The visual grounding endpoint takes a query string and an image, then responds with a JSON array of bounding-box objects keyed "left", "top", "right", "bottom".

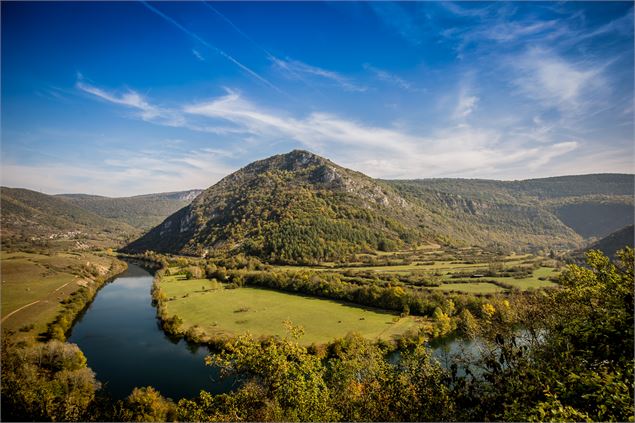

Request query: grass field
[
  {"left": 0, "top": 251, "right": 120, "bottom": 338},
  {"left": 159, "top": 276, "right": 422, "bottom": 345},
  {"left": 486, "top": 267, "right": 560, "bottom": 290},
  {"left": 275, "top": 258, "right": 541, "bottom": 274},
  {"left": 274, "top": 258, "right": 559, "bottom": 294},
  {"left": 432, "top": 282, "right": 507, "bottom": 294}
]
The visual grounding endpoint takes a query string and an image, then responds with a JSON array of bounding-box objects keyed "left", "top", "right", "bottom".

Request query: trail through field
[
  {"left": 2, "top": 300, "right": 40, "bottom": 322},
  {"left": 53, "top": 281, "right": 71, "bottom": 292},
  {"left": 2, "top": 279, "right": 73, "bottom": 322}
]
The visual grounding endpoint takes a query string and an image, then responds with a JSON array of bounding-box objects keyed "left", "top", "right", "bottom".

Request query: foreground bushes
[
  {"left": 1, "top": 339, "right": 101, "bottom": 422},
  {"left": 177, "top": 333, "right": 453, "bottom": 422}
]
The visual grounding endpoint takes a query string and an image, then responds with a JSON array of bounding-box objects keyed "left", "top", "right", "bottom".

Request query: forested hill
[
  {"left": 123, "top": 151, "right": 634, "bottom": 262},
  {"left": 386, "top": 174, "right": 633, "bottom": 249},
  {"left": 56, "top": 190, "right": 203, "bottom": 230},
  {"left": 123, "top": 150, "right": 429, "bottom": 262},
  {"left": 0, "top": 187, "right": 138, "bottom": 250},
  {"left": 584, "top": 225, "right": 634, "bottom": 259}
]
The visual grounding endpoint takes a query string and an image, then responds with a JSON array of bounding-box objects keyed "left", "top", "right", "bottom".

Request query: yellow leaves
[
  {"left": 445, "top": 299, "right": 456, "bottom": 315},
  {"left": 482, "top": 303, "right": 496, "bottom": 319}
]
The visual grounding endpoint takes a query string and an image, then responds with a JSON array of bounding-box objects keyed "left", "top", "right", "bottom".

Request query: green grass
[
  {"left": 0, "top": 251, "right": 119, "bottom": 338},
  {"left": 274, "top": 258, "right": 537, "bottom": 274},
  {"left": 486, "top": 267, "right": 560, "bottom": 290},
  {"left": 159, "top": 276, "right": 422, "bottom": 345},
  {"left": 432, "top": 282, "right": 507, "bottom": 294}
]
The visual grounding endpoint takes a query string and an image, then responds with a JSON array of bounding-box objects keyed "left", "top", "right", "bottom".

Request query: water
[
  {"left": 69, "top": 262, "right": 521, "bottom": 400},
  {"left": 68, "top": 263, "right": 230, "bottom": 400}
]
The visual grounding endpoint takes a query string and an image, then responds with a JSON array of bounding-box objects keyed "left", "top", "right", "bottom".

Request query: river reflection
[{"left": 68, "top": 263, "right": 231, "bottom": 400}]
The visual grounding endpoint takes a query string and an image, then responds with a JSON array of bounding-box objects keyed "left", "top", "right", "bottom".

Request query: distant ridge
[
  {"left": 1, "top": 187, "right": 138, "bottom": 249},
  {"left": 586, "top": 225, "right": 634, "bottom": 258},
  {"left": 57, "top": 189, "right": 203, "bottom": 230},
  {"left": 386, "top": 173, "right": 633, "bottom": 248}
]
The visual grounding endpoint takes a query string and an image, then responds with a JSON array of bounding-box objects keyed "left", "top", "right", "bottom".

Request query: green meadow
[
  {"left": 431, "top": 282, "right": 507, "bottom": 294},
  {"left": 159, "top": 275, "right": 422, "bottom": 345}
]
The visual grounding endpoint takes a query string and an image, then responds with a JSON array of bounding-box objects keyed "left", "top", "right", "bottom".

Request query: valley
[
  {"left": 3, "top": 2, "right": 634, "bottom": 420},
  {"left": 1, "top": 150, "right": 633, "bottom": 422}
]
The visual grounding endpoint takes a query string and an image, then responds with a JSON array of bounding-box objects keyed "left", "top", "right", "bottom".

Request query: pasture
[
  {"left": 272, "top": 247, "right": 560, "bottom": 294},
  {"left": 159, "top": 276, "right": 422, "bottom": 345},
  {"left": 0, "top": 251, "right": 120, "bottom": 338}
]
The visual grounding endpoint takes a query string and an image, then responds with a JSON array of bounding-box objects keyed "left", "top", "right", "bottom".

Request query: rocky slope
[
  {"left": 123, "top": 150, "right": 427, "bottom": 263},
  {"left": 124, "top": 151, "right": 634, "bottom": 260}
]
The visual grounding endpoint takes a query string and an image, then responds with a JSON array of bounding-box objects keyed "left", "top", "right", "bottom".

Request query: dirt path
[
  {"left": 53, "top": 281, "right": 71, "bottom": 292},
  {"left": 2, "top": 280, "right": 73, "bottom": 323},
  {"left": 2, "top": 300, "right": 41, "bottom": 322}
]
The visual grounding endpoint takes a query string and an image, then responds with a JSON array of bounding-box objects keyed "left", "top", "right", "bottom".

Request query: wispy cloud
[
  {"left": 201, "top": 2, "right": 279, "bottom": 63},
  {"left": 191, "top": 48, "right": 205, "bottom": 62},
  {"left": 363, "top": 64, "right": 420, "bottom": 92},
  {"left": 182, "top": 89, "right": 581, "bottom": 178},
  {"left": 1, "top": 148, "right": 235, "bottom": 197},
  {"left": 76, "top": 79, "right": 185, "bottom": 126},
  {"left": 75, "top": 75, "right": 588, "bottom": 180},
  {"left": 140, "top": 1, "right": 283, "bottom": 95},
  {"left": 439, "top": 2, "right": 493, "bottom": 19},
  {"left": 454, "top": 89, "right": 479, "bottom": 119},
  {"left": 272, "top": 58, "right": 367, "bottom": 92},
  {"left": 509, "top": 47, "right": 605, "bottom": 115}
]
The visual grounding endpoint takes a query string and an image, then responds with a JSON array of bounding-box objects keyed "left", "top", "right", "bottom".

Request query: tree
[
  {"left": 119, "top": 386, "right": 175, "bottom": 422},
  {"left": 1, "top": 339, "right": 101, "bottom": 422},
  {"left": 460, "top": 248, "right": 634, "bottom": 422}
]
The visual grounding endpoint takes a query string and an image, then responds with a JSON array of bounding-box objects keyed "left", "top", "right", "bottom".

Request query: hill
[
  {"left": 123, "top": 150, "right": 633, "bottom": 261},
  {"left": 123, "top": 150, "right": 428, "bottom": 263},
  {"left": 56, "top": 190, "right": 202, "bottom": 230},
  {"left": 386, "top": 174, "right": 633, "bottom": 250},
  {"left": 582, "top": 225, "right": 634, "bottom": 259},
  {"left": 0, "top": 187, "right": 139, "bottom": 251}
]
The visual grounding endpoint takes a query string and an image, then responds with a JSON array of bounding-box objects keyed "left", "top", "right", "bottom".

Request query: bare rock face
[{"left": 178, "top": 190, "right": 203, "bottom": 202}]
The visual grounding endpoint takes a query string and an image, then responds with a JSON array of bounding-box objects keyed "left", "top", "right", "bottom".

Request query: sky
[{"left": 1, "top": 1, "right": 633, "bottom": 196}]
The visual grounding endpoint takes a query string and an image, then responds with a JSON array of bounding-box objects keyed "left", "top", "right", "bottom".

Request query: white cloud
[
  {"left": 363, "top": 64, "right": 419, "bottom": 92},
  {"left": 184, "top": 89, "right": 413, "bottom": 153},
  {"left": 183, "top": 90, "right": 581, "bottom": 179},
  {"left": 70, "top": 80, "right": 593, "bottom": 191},
  {"left": 272, "top": 57, "right": 367, "bottom": 92},
  {"left": 454, "top": 90, "right": 479, "bottom": 119},
  {"left": 191, "top": 48, "right": 205, "bottom": 62},
  {"left": 76, "top": 80, "right": 185, "bottom": 126},
  {"left": 510, "top": 48, "right": 605, "bottom": 114},
  {"left": 1, "top": 148, "right": 235, "bottom": 197}
]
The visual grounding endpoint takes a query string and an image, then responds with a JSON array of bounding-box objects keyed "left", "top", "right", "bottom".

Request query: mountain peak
[
  {"left": 124, "top": 150, "right": 419, "bottom": 261},
  {"left": 285, "top": 149, "right": 324, "bottom": 162},
  {"left": 243, "top": 149, "right": 328, "bottom": 174}
]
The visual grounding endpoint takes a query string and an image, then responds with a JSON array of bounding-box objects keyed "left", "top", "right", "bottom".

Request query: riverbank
[
  {"left": 67, "top": 262, "right": 224, "bottom": 399},
  {"left": 0, "top": 250, "right": 127, "bottom": 342},
  {"left": 46, "top": 255, "right": 128, "bottom": 341}
]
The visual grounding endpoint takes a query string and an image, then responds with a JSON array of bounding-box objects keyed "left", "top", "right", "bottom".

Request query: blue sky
[{"left": 2, "top": 1, "right": 633, "bottom": 196}]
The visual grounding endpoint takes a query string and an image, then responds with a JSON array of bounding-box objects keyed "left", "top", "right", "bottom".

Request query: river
[
  {"left": 68, "top": 261, "right": 474, "bottom": 400},
  {"left": 68, "top": 263, "right": 231, "bottom": 400}
]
